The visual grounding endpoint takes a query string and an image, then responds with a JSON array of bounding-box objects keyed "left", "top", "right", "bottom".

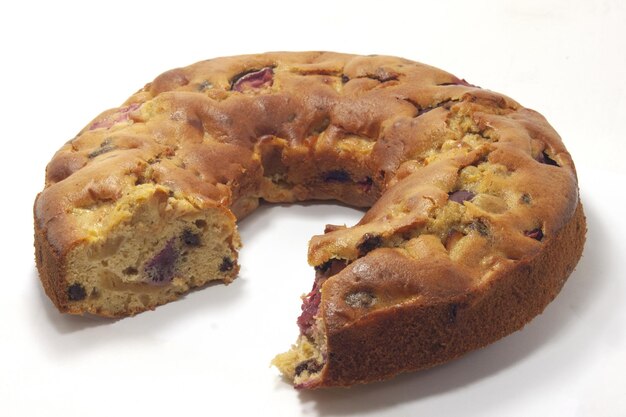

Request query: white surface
[{"left": 1, "top": 1, "right": 625, "bottom": 416}]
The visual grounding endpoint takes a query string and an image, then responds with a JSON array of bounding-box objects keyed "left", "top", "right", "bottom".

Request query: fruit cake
[{"left": 34, "top": 52, "right": 586, "bottom": 388}]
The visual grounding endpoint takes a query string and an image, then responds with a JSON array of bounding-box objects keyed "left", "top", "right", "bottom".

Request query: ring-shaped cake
[{"left": 34, "top": 52, "right": 586, "bottom": 388}]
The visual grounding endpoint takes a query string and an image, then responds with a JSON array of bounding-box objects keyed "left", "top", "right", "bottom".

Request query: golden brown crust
[
  {"left": 34, "top": 52, "right": 586, "bottom": 385},
  {"left": 317, "top": 202, "right": 585, "bottom": 386}
]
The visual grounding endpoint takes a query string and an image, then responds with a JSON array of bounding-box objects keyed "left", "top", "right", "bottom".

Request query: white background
[{"left": 1, "top": 1, "right": 625, "bottom": 416}]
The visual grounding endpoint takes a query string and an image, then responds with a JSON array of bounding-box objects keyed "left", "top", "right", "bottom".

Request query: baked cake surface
[{"left": 34, "top": 52, "right": 585, "bottom": 388}]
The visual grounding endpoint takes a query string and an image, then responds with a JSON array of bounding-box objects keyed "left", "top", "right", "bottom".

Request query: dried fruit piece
[
  {"left": 416, "top": 99, "right": 459, "bottom": 117},
  {"left": 323, "top": 170, "right": 351, "bottom": 183},
  {"left": 357, "top": 233, "right": 382, "bottom": 256},
  {"left": 144, "top": 240, "right": 178, "bottom": 284},
  {"left": 298, "top": 282, "right": 322, "bottom": 336},
  {"left": 299, "top": 260, "right": 348, "bottom": 335},
  {"left": 448, "top": 190, "right": 475, "bottom": 204},
  {"left": 89, "top": 103, "right": 140, "bottom": 130},
  {"left": 122, "top": 267, "right": 138, "bottom": 275},
  {"left": 524, "top": 228, "right": 544, "bottom": 241},
  {"left": 181, "top": 229, "right": 201, "bottom": 247},
  {"left": 537, "top": 151, "right": 559, "bottom": 166},
  {"left": 219, "top": 257, "right": 234, "bottom": 272},
  {"left": 314, "top": 259, "right": 348, "bottom": 275},
  {"left": 437, "top": 77, "right": 477, "bottom": 87},
  {"left": 295, "top": 359, "right": 322, "bottom": 376},
  {"left": 88, "top": 139, "right": 117, "bottom": 159},
  {"left": 67, "top": 283, "right": 86, "bottom": 301},
  {"left": 231, "top": 67, "right": 274, "bottom": 92}
]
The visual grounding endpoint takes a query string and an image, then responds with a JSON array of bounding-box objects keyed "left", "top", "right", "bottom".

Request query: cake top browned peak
[{"left": 36, "top": 52, "right": 579, "bottom": 311}]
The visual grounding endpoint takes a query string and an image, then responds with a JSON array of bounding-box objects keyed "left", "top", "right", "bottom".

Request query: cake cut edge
[{"left": 34, "top": 183, "right": 241, "bottom": 317}]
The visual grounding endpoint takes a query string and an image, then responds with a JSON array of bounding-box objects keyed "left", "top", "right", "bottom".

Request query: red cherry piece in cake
[
  {"left": 537, "top": 151, "right": 559, "bottom": 166},
  {"left": 231, "top": 67, "right": 274, "bottom": 92},
  {"left": 89, "top": 103, "right": 140, "bottom": 130},
  {"left": 524, "top": 228, "right": 544, "bottom": 241}
]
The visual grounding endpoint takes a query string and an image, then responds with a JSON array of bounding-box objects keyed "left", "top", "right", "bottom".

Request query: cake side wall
[{"left": 321, "top": 202, "right": 586, "bottom": 387}]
